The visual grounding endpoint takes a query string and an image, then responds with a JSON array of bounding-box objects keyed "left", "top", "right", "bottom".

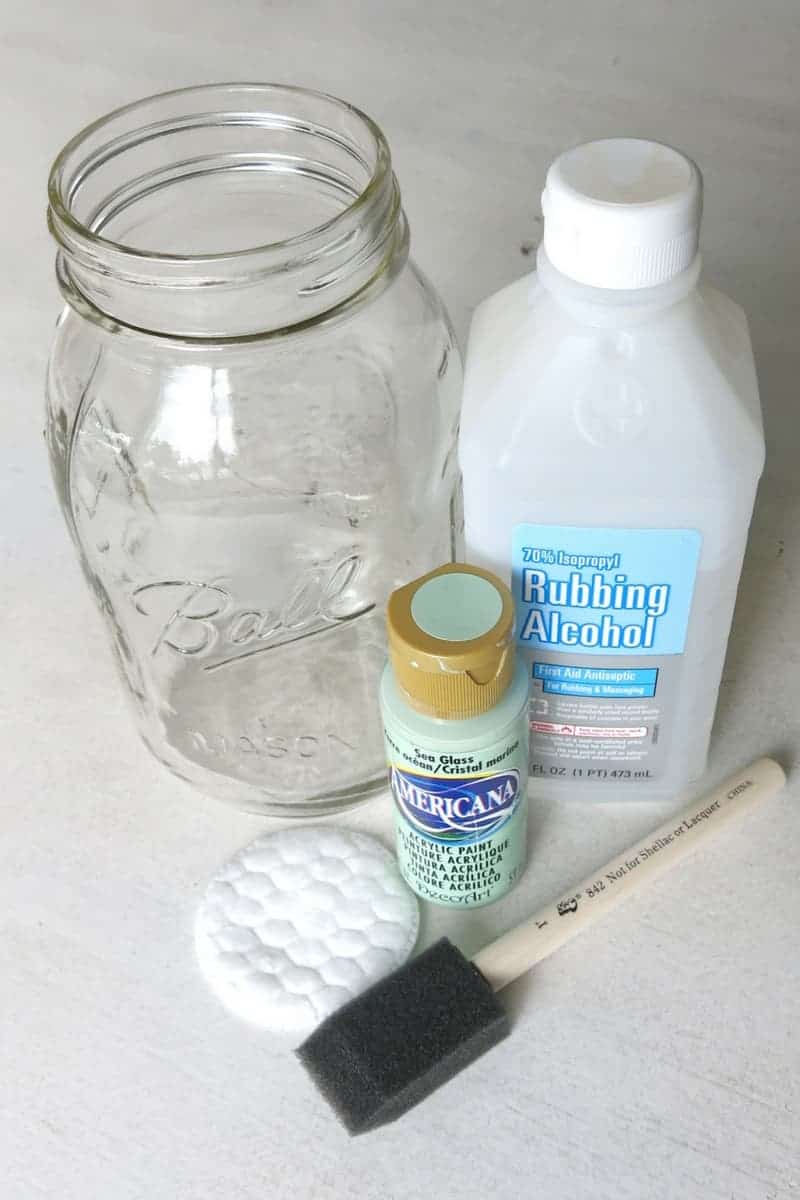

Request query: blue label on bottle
[
  {"left": 512, "top": 525, "right": 701, "bottom": 656},
  {"left": 390, "top": 766, "right": 520, "bottom": 845},
  {"left": 534, "top": 663, "right": 659, "bottom": 697}
]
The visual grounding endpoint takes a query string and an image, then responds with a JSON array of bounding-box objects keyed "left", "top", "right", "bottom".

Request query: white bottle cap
[{"left": 541, "top": 138, "right": 702, "bottom": 290}]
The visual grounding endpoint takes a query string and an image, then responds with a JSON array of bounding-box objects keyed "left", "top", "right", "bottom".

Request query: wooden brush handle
[{"left": 473, "top": 757, "right": 786, "bottom": 992}]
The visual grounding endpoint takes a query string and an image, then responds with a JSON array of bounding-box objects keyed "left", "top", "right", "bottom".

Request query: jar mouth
[
  {"left": 47, "top": 83, "right": 405, "bottom": 337},
  {"left": 48, "top": 82, "right": 391, "bottom": 266}
]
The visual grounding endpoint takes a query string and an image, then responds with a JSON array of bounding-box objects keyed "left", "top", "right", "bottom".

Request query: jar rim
[{"left": 47, "top": 81, "right": 392, "bottom": 269}]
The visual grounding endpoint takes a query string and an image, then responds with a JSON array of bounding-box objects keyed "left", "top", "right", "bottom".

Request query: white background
[{"left": 2, "top": 2, "right": 799, "bottom": 1197}]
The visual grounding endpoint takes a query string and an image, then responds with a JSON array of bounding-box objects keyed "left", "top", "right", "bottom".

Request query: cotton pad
[{"left": 195, "top": 827, "right": 419, "bottom": 1040}]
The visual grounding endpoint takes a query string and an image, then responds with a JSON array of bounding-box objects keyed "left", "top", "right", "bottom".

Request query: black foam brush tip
[{"left": 296, "top": 937, "right": 510, "bottom": 1134}]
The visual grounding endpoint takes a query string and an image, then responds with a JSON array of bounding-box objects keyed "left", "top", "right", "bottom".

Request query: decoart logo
[{"left": 391, "top": 768, "right": 520, "bottom": 844}]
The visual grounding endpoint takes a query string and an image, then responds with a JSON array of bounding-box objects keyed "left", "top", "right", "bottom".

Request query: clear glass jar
[{"left": 46, "top": 84, "right": 462, "bottom": 815}]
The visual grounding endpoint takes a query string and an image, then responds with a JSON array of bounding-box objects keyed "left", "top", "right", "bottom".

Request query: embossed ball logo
[{"left": 391, "top": 768, "right": 520, "bottom": 844}]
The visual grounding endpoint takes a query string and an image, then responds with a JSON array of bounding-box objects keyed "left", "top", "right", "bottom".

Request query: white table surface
[{"left": 2, "top": 2, "right": 799, "bottom": 1197}]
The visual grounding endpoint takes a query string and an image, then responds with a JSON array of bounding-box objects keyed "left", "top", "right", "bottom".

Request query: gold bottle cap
[{"left": 386, "top": 563, "right": 516, "bottom": 719}]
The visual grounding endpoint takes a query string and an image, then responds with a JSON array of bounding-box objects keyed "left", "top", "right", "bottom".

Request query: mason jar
[{"left": 46, "top": 84, "right": 462, "bottom": 815}]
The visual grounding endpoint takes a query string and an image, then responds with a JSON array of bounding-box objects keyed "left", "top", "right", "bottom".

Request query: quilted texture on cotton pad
[{"left": 195, "top": 827, "right": 419, "bottom": 1040}]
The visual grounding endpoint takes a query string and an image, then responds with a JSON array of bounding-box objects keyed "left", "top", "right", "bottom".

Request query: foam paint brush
[{"left": 297, "top": 757, "right": 786, "bottom": 1133}]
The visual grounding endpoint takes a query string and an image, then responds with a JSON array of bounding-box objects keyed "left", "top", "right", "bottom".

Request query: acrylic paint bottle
[
  {"left": 460, "top": 139, "right": 764, "bottom": 799},
  {"left": 380, "top": 564, "right": 530, "bottom": 906}
]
